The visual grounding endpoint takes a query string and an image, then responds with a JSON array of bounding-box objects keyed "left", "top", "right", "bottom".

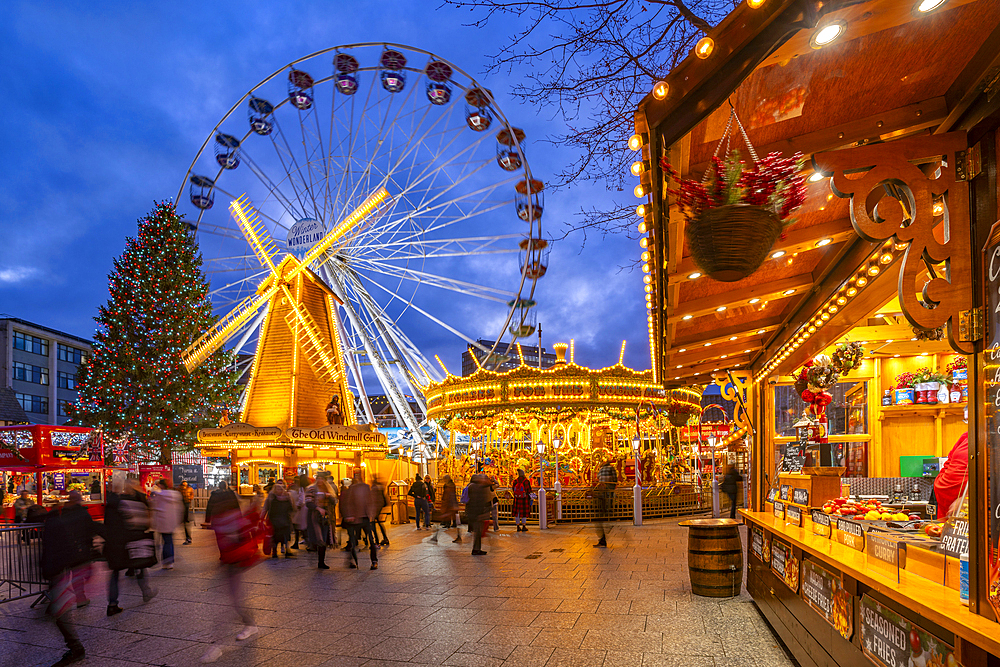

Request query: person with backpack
[
  {"left": 511, "top": 469, "right": 532, "bottom": 532},
  {"left": 407, "top": 476, "right": 431, "bottom": 530}
]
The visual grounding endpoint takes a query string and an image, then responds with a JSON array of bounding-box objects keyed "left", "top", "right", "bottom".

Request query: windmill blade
[
  {"left": 278, "top": 285, "right": 343, "bottom": 384},
  {"left": 230, "top": 194, "right": 279, "bottom": 274},
  {"left": 182, "top": 284, "right": 277, "bottom": 373},
  {"left": 290, "top": 187, "right": 390, "bottom": 280}
]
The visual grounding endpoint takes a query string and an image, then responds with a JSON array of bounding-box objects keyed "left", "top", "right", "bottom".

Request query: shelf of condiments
[{"left": 881, "top": 368, "right": 967, "bottom": 407}]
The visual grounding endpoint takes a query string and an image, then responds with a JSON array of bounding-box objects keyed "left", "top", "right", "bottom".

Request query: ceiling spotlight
[
  {"left": 916, "top": 0, "right": 947, "bottom": 12},
  {"left": 783, "top": 289, "right": 796, "bottom": 296},
  {"left": 810, "top": 20, "right": 847, "bottom": 49},
  {"left": 815, "top": 238, "right": 832, "bottom": 247},
  {"left": 771, "top": 250, "right": 786, "bottom": 258},
  {"left": 716, "top": 306, "right": 727, "bottom": 312},
  {"left": 749, "top": 297, "right": 761, "bottom": 304},
  {"left": 652, "top": 81, "right": 669, "bottom": 100},
  {"left": 628, "top": 134, "right": 643, "bottom": 151},
  {"left": 682, "top": 314, "right": 693, "bottom": 320},
  {"left": 688, "top": 272, "right": 702, "bottom": 280}
]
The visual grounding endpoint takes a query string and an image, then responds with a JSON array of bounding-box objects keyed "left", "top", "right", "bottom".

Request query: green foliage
[{"left": 68, "top": 202, "right": 240, "bottom": 466}]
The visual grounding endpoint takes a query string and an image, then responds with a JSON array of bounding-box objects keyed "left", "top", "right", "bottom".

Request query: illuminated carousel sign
[{"left": 198, "top": 425, "right": 283, "bottom": 443}]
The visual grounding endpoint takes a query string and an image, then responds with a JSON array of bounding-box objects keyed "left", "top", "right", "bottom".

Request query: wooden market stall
[{"left": 636, "top": 0, "right": 1000, "bottom": 664}]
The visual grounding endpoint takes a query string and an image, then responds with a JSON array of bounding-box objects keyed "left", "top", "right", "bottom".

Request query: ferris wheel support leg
[
  {"left": 323, "top": 267, "right": 424, "bottom": 445},
  {"left": 331, "top": 301, "right": 376, "bottom": 426}
]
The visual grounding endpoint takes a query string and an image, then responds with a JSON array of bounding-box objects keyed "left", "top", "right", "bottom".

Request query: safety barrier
[{"left": 0, "top": 524, "right": 46, "bottom": 605}]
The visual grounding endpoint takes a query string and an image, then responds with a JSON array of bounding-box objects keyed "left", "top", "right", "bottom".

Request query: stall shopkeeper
[{"left": 934, "top": 431, "right": 968, "bottom": 520}]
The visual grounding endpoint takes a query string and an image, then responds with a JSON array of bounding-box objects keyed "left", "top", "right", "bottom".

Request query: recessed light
[
  {"left": 679, "top": 348, "right": 687, "bottom": 353},
  {"left": 783, "top": 289, "right": 796, "bottom": 296},
  {"left": 893, "top": 354, "right": 900, "bottom": 358},
  {"left": 756, "top": 329, "right": 766, "bottom": 335},
  {"left": 749, "top": 297, "right": 761, "bottom": 304},
  {"left": 729, "top": 336, "right": 737, "bottom": 341},
  {"left": 808, "top": 172, "right": 824, "bottom": 183},
  {"left": 916, "top": 0, "right": 947, "bottom": 12},
  {"left": 676, "top": 365, "right": 682, "bottom": 368},
  {"left": 716, "top": 306, "right": 727, "bottom": 312},
  {"left": 811, "top": 20, "right": 847, "bottom": 49},
  {"left": 705, "top": 342, "right": 712, "bottom": 347},
  {"left": 721, "top": 354, "right": 728, "bottom": 359},
  {"left": 688, "top": 272, "right": 702, "bottom": 280},
  {"left": 771, "top": 250, "right": 786, "bottom": 258},
  {"left": 815, "top": 238, "right": 832, "bottom": 247},
  {"left": 682, "top": 315, "right": 693, "bottom": 320}
]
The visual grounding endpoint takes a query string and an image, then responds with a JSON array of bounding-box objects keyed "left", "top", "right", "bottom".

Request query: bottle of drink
[
  {"left": 960, "top": 551, "right": 970, "bottom": 604},
  {"left": 882, "top": 389, "right": 892, "bottom": 406}
]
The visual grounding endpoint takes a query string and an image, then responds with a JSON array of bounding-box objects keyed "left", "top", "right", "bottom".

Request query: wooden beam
[
  {"left": 668, "top": 218, "right": 855, "bottom": 285},
  {"left": 671, "top": 274, "right": 814, "bottom": 320},
  {"left": 668, "top": 338, "right": 762, "bottom": 366},
  {"left": 937, "top": 22, "right": 1000, "bottom": 134},
  {"left": 672, "top": 318, "right": 783, "bottom": 350},
  {"left": 666, "top": 355, "right": 753, "bottom": 383}
]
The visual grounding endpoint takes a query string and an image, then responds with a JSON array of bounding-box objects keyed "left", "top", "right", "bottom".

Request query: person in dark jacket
[
  {"left": 104, "top": 480, "right": 157, "bottom": 616},
  {"left": 370, "top": 476, "right": 390, "bottom": 547},
  {"left": 263, "top": 484, "right": 295, "bottom": 559},
  {"left": 42, "top": 491, "right": 96, "bottom": 666},
  {"left": 407, "top": 476, "right": 430, "bottom": 530},
  {"left": 466, "top": 474, "right": 491, "bottom": 556},
  {"left": 720, "top": 465, "right": 744, "bottom": 519}
]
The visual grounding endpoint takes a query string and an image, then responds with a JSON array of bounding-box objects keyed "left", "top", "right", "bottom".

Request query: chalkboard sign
[
  {"left": 783, "top": 441, "right": 806, "bottom": 472},
  {"left": 786, "top": 504, "right": 803, "bottom": 527},
  {"left": 771, "top": 540, "right": 799, "bottom": 592},
  {"left": 780, "top": 484, "right": 790, "bottom": 501},
  {"left": 751, "top": 524, "right": 764, "bottom": 561},
  {"left": 860, "top": 595, "right": 954, "bottom": 667},
  {"left": 173, "top": 464, "right": 205, "bottom": 489},
  {"left": 940, "top": 517, "right": 969, "bottom": 559},
  {"left": 811, "top": 509, "right": 832, "bottom": 538},
  {"left": 983, "top": 221, "right": 1000, "bottom": 619},
  {"left": 766, "top": 488, "right": 778, "bottom": 503},
  {"left": 792, "top": 488, "right": 809, "bottom": 505},
  {"left": 801, "top": 559, "right": 852, "bottom": 640},
  {"left": 773, "top": 501, "right": 785, "bottom": 520},
  {"left": 835, "top": 517, "right": 865, "bottom": 551}
]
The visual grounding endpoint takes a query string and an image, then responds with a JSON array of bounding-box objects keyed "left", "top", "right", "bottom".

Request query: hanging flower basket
[{"left": 661, "top": 108, "right": 806, "bottom": 283}]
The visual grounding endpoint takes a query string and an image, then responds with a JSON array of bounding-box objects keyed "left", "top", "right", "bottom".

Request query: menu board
[
  {"left": 983, "top": 221, "right": 1000, "bottom": 618},
  {"left": 780, "top": 484, "right": 790, "bottom": 501},
  {"left": 940, "top": 517, "right": 969, "bottom": 559},
  {"left": 811, "top": 510, "right": 832, "bottom": 538},
  {"left": 859, "top": 595, "right": 956, "bottom": 667},
  {"left": 771, "top": 540, "right": 799, "bottom": 592},
  {"left": 800, "top": 559, "right": 853, "bottom": 640},
  {"left": 751, "top": 524, "right": 764, "bottom": 561},
  {"left": 786, "top": 504, "right": 803, "bottom": 527},
  {"left": 835, "top": 517, "right": 865, "bottom": 551},
  {"left": 773, "top": 501, "right": 785, "bottom": 520},
  {"left": 784, "top": 439, "right": 806, "bottom": 472},
  {"left": 792, "top": 487, "right": 809, "bottom": 505}
]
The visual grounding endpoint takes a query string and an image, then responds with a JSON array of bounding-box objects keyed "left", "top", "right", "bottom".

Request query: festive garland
[{"left": 831, "top": 341, "right": 864, "bottom": 375}]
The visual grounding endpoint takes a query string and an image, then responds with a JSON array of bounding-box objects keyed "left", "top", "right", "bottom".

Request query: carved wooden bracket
[{"left": 813, "top": 132, "right": 973, "bottom": 354}]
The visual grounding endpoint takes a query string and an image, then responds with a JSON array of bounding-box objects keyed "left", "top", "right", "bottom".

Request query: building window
[
  {"left": 13, "top": 362, "right": 49, "bottom": 385},
  {"left": 58, "top": 371, "right": 77, "bottom": 390},
  {"left": 58, "top": 400, "right": 73, "bottom": 417},
  {"left": 57, "top": 344, "right": 85, "bottom": 364},
  {"left": 13, "top": 331, "right": 49, "bottom": 356},
  {"left": 16, "top": 393, "right": 48, "bottom": 415}
]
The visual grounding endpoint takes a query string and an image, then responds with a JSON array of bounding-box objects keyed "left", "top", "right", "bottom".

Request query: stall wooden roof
[{"left": 636, "top": 0, "right": 1000, "bottom": 387}]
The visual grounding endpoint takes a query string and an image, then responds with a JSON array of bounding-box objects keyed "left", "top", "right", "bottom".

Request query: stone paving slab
[{"left": 0, "top": 516, "right": 796, "bottom": 667}]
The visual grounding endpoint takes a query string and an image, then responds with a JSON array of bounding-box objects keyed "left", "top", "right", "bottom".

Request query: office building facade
[
  {"left": 0, "top": 318, "right": 93, "bottom": 426},
  {"left": 461, "top": 339, "right": 556, "bottom": 376}
]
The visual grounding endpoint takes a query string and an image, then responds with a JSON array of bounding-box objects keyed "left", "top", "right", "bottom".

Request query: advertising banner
[
  {"left": 139, "top": 464, "right": 172, "bottom": 495},
  {"left": 800, "top": 559, "right": 852, "bottom": 640},
  {"left": 859, "top": 595, "right": 955, "bottom": 667}
]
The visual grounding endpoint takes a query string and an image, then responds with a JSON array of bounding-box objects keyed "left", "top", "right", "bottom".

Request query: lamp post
[
  {"left": 632, "top": 435, "right": 642, "bottom": 526},
  {"left": 536, "top": 440, "right": 547, "bottom": 530},
  {"left": 708, "top": 435, "right": 720, "bottom": 518},
  {"left": 552, "top": 437, "right": 562, "bottom": 520},
  {"left": 472, "top": 439, "right": 481, "bottom": 473}
]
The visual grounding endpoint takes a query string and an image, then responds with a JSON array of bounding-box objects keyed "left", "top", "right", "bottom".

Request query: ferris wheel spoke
[
  {"left": 268, "top": 116, "right": 321, "bottom": 221},
  {"left": 200, "top": 182, "right": 293, "bottom": 238},
  {"left": 352, "top": 258, "right": 514, "bottom": 303},
  {"left": 238, "top": 148, "right": 307, "bottom": 222},
  {"left": 353, "top": 234, "right": 523, "bottom": 261}
]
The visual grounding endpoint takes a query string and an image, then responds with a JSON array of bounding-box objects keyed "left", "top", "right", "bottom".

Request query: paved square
[{"left": 0, "top": 518, "right": 796, "bottom": 667}]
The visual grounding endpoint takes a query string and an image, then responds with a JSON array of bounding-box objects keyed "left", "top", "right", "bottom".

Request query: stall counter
[{"left": 741, "top": 510, "right": 1000, "bottom": 662}]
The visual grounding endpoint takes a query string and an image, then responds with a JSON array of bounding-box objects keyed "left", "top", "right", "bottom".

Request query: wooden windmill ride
[{"left": 182, "top": 188, "right": 390, "bottom": 431}]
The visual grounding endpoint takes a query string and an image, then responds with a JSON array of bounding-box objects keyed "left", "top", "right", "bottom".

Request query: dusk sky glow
[{"left": 1, "top": 1, "right": 650, "bottom": 380}]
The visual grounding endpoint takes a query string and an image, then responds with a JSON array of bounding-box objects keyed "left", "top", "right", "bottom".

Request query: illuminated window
[{"left": 14, "top": 362, "right": 48, "bottom": 385}]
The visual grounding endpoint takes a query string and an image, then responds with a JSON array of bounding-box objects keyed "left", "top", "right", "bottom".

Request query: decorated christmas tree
[{"left": 68, "top": 201, "right": 240, "bottom": 465}]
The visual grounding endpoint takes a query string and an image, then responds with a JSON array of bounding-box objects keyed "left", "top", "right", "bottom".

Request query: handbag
[{"left": 261, "top": 522, "right": 273, "bottom": 556}]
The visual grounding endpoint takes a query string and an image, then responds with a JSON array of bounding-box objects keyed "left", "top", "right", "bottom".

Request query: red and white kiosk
[{"left": 0, "top": 425, "right": 109, "bottom": 521}]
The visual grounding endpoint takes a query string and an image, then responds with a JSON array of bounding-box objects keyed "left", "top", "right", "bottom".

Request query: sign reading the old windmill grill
[
  {"left": 800, "top": 559, "right": 853, "bottom": 640},
  {"left": 811, "top": 509, "right": 832, "bottom": 538},
  {"left": 792, "top": 487, "right": 809, "bottom": 505},
  {"left": 860, "top": 595, "right": 956, "bottom": 667}
]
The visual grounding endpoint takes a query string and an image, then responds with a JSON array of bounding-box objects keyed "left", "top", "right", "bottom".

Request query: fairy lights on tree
[{"left": 67, "top": 201, "right": 240, "bottom": 466}]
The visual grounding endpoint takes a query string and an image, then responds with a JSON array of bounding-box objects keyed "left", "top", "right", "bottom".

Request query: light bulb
[
  {"left": 628, "top": 134, "right": 643, "bottom": 151},
  {"left": 636, "top": 205, "right": 646, "bottom": 218},
  {"left": 631, "top": 161, "right": 645, "bottom": 176},
  {"left": 652, "top": 81, "right": 669, "bottom": 100},
  {"left": 695, "top": 37, "right": 714, "bottom": 59},
  {"left": 634, "top": 184, "right": 645, "bottom": 198},
  {"left": 811, "top": 20, "right": 846, "bottom": 48}
]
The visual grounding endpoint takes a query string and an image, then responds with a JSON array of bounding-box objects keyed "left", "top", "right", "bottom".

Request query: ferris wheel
[{"left": 175, "top": 43, "right": 548, "bottom": 436}]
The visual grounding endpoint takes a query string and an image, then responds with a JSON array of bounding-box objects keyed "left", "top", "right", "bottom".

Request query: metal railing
[{"left": 0, "top": 524, "right": 46, "bottom": 605}]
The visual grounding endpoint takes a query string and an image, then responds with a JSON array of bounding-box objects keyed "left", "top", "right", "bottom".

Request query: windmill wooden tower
[{"left": 182, "top": 188, "right": 389, "bottom": 431}]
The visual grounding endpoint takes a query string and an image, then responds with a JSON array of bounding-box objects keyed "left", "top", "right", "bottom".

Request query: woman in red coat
[
  {"left": 511, "top": 469, "right": 532, "bottom": 532},
  {"left": 934, "top": 432, "right": 968, "bottom": 520}
]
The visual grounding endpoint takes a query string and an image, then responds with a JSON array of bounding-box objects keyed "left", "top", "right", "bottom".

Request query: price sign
[
  {"left": 792, "top": 488, "right": 809, "bottom": 505},
  {"left": 940, "top": 517, "right": 969, "bottom": 559},
  {"left": 780, "top": 484, "right": 790, "bottom": 501},
  {"left": 801, "top": 560, "right": 853, "bottom": 640},
  {"left": 836, "top": 517, "right": 865, "bottom": 551},
  {"left": 811, "top": 510, "right": 832, "bottom": 538},
  {"left": 751, "top": 524, "right": 764, "bottom": 561},
  {"left": 52, "top": 472, "right": 65, "bottom": 491},
  {"left": 786, "top": 504, "right": 802, "bottom": 527},
  {"left": 866, "top": 530, "right": 902, "bottom": 581},
  {"left": 766, "top": 488, "right": 778, "bottom": 504},
  {"left": 773, "top": 501, "right": 785, "bottom": 520},
  {"left": 860, "top": 595, "right": 955, "bottom": 667},
  {"left": 771, "top": 540, "right": 799, "bottom": 592}
]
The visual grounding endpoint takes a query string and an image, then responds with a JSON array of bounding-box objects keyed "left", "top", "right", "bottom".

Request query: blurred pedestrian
[
  {"left": 720, "top": 464, "right": 743, "bottom": 519},
  {"left": 179, "top": 480, "right": 194, "bottom": 544},
  {"left": 201, "top": 480, "right": 260, "bottom": 663},
  {"left": 306, "top": 477, "right": 337, "bottom": 569},
  {"left": 42, "top": 491, "right": 97, "bottom": 666},
  {"left": 466, "top": 474, "right": 490, "bottom": 556},
  {"left": 341, "top": 470, "right": 378, "bottom": 570},
  {"left": 487, "top": 474, "right": 499, "bottom": 532},
  {"left": 431, "top": 475, "right": 461, "bottom": 544},
  {"left": 104, "top": 479, "right": 157, "bottom": 616},
  {"left": 407, "top": 476, "right": 430, "bottom": 530},
  {"left": 370, "top": 476, "right": 390, "bottom": 546},
  {"left": 263, "top": 483, "right": 295, "bottom": 559},
  {"left": 150, "top": 479, "right": 183, "bottom": 569},
  {"left": 511, "top": 470, "right": 532, "bottom": 532},
  {"left": 13, "top": 490, "right": 33, "bottom": 542},
  {"left": 594, "top": 459, "right": 617, "bottom": 548},
  {"left": 424, "top": 475, "right": 436, "bottom": 508},
  {"left": 290, "top": 480, "right": 307, "bottom": 550}
]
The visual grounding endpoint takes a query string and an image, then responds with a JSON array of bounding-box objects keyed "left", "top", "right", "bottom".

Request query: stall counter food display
[
  {"left": 742, "top": 510, "right": 996, "bottom": 665},
  {"left": 0, "top": 425, "right": 110, "bottom": 521}
]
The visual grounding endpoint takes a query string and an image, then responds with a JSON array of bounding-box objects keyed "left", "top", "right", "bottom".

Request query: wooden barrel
[{"left": 678, "top": 518, "right": 743, "bottom": 598}]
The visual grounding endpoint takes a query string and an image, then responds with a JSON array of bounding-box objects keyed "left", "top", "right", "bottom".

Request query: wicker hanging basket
[
  {"left": 686, "top": 204, "right": 783, "bottom": 282},
  {"left": 668, "top": 411, "right": 692, "bottom": 428}
]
